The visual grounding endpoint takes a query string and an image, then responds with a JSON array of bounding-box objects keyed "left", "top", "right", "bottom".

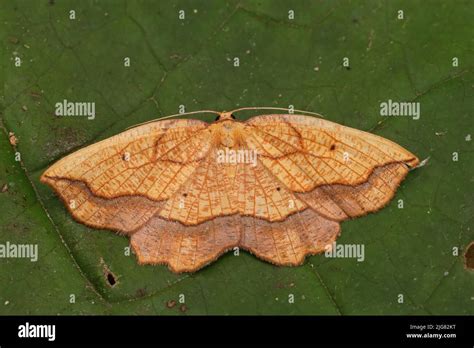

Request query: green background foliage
[{"left": 1, "top": 0, "right": 472, "bottom": 315}]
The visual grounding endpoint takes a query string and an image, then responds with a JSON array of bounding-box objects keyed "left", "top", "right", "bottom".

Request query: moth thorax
[{"left": 217, "top": 121, "right": 242, "bottom": 148}]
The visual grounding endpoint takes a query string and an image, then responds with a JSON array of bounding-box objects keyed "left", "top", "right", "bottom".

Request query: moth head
[{"left": 214, "top": 112, "right": 236, "bottom": 121}]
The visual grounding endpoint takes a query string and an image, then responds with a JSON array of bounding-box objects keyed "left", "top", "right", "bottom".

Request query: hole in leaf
[
  {"left": 106, "top": 272, "right": 116, "bottom": 287},
  {"left": 276, "top": 187, "right": 281, "bottom": 191},
  {"left": 330, "top": 144, "right": 336, "bottom": 151},
  {"left": 182, "top": 193, "right": 188, "bottom": 197},
  {"left": 100, "top": 258, "right": 118, "bottom": 288}
]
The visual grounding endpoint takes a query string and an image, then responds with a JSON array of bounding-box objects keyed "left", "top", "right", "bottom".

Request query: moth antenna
[
  {"left": 228, "top": 106, "right": 325, "bottom": 118},
  {"left": 125, "top": 109, "right": 221, "bottom": 130}
]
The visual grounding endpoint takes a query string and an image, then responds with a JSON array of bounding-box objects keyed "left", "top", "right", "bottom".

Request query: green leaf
[{"left": 1, "top": 0, "right": 472, "bottom": 315}]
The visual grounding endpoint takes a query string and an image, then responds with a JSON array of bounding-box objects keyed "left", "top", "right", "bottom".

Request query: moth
[{"left": 41, "top": 107, "right": 419, "bottom": 273}]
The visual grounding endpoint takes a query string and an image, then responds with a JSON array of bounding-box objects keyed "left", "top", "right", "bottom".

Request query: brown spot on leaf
[
  {"left": 6, "top": 221, "right": 30, "bottom": 236},
  {"left": 275, "top": 280, "right": 295, "bottom": 289},
  {"left": 30, "top": 91, "right": 42, "bottom": 99},
  {"left": 464, "top": 242, "right": 474, "bottom": 271},
  {"left": 166, "top": 300, "right": 176, "bottom": 308},
  {"left": 135, "top": 288, "right": 147, "bottom": 297},
  {"left": 1, "top": 183, "right": 8, "bottom": 193},
  {"left": 179, "top": 304, "right": 188, "bottom": 313},
  {"left": 8, "top": 36, "right": 19, "bottom": 44},
  {"left": 8, "top": 132, "right": 18, "bottom": 146}
]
